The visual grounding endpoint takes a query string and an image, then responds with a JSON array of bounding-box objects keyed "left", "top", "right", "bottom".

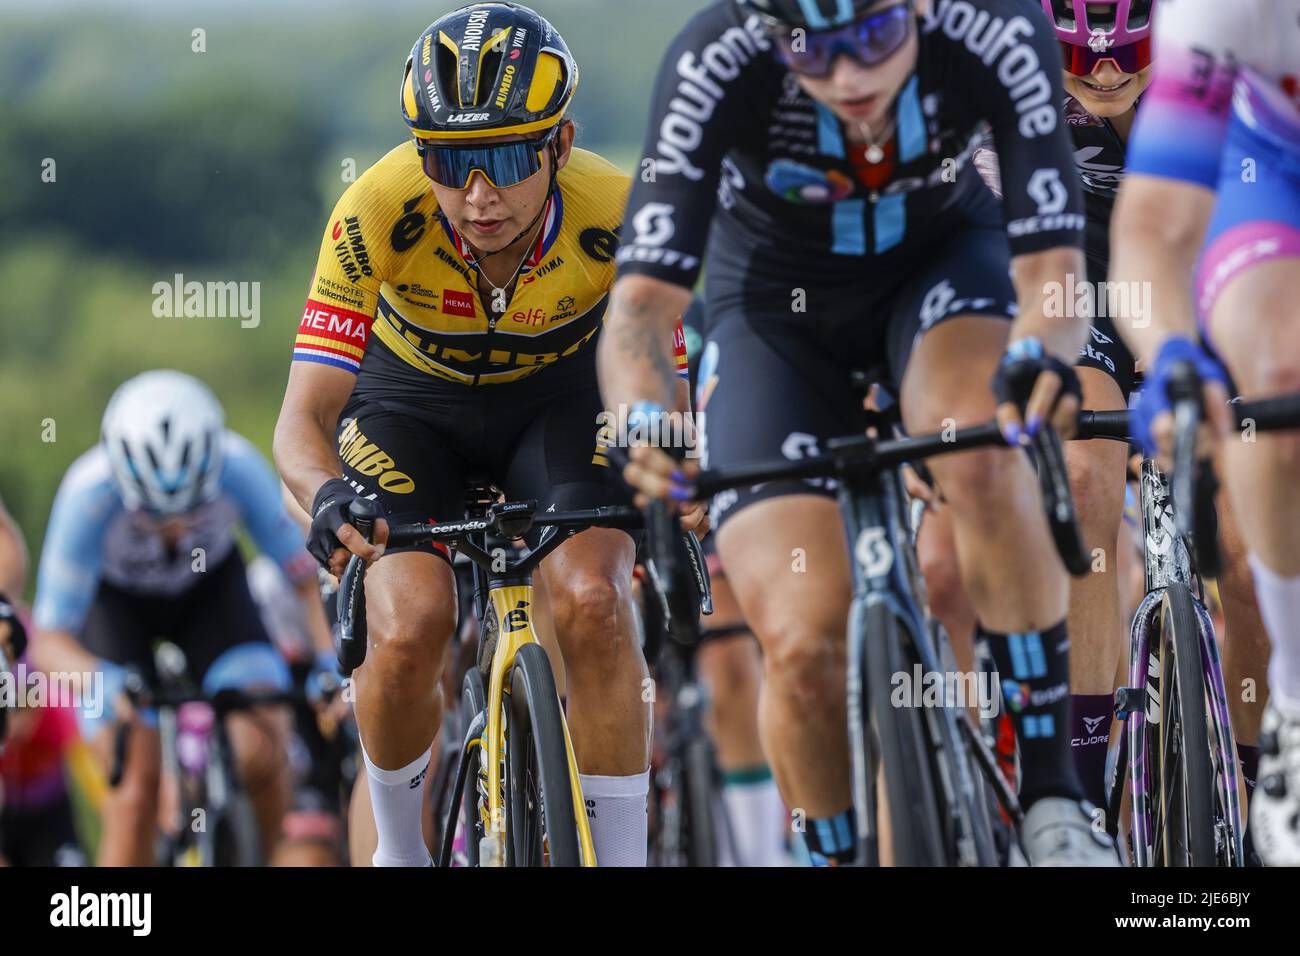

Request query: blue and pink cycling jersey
[{"left": 1126, "top": 0, "right": 1300, "bottom": 330}]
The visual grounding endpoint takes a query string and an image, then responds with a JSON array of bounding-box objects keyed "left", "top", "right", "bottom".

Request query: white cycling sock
[
  {"left": 361, "top": 740, "right": 433, "bottom": 867},
  {"left": 579, "top": 770, "right": 649, "bottom": 867},
  {"left": 1249, "top": 555, "right": 1300, "bottom": 704},
  {"left": 721, "top": 773, "right": 788, "bottom": 867}
]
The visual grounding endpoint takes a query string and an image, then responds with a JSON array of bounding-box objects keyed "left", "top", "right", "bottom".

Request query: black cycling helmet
[
  {"left": 401, "top": 2, "right": 578, "bottom": 142},
  {"left": 737, "top": 0, "right": 882, "bottom": 30}
]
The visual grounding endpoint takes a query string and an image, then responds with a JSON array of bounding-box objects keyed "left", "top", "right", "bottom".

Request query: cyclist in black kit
[{"left": 598, "top": 0, "right": 1119, "bottom": 865}]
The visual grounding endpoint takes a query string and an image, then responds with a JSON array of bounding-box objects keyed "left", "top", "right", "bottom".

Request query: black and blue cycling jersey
[{"left": 617, "top": 0, "right": 1086, "bottom": 345}]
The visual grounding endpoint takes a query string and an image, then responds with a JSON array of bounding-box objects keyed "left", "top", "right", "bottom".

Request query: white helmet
[{"left": 101, "top": 370, "right": 226, "bottom": 515}]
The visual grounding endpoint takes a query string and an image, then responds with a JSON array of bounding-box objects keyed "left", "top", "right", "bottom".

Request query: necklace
[
  {"left": 858, "top": 117, "right": 896, "bottom": 165},
  {"left": 474, "top": 211, "right": 547, "bottom": 314}
]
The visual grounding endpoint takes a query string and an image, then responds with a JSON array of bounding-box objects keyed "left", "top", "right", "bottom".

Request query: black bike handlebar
[
  {"left": 689, "top": 418, "right": 1092, "bottom": 575},
  {"left": 384, "top": 504, "right": 643, "bottom": 550},
  {"left": 109, "top": 679, "right": 298, "bottom": 789}
]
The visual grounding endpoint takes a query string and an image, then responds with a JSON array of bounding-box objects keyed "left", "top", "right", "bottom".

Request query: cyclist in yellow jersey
[{"left": 274, "top": 2, "right": 686, "bottom": 867}]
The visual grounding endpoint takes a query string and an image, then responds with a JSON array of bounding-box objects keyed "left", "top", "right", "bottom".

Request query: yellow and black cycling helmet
[{"left": 401, "top": 2, "right": 578, "bottom": 142}]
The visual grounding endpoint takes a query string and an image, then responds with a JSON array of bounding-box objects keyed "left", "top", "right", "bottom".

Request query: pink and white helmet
[{"left": 1040, "top": 0, "right": 1155, "bottom": 74}]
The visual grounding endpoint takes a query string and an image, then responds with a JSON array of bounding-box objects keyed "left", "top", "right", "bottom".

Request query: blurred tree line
[{"left": 0, "top": 0, "right": 703, "bottom": 596}]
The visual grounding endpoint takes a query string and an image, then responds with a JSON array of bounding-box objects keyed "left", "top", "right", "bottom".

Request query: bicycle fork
[{"left": 479, "top": 585, "right": 597, "bottom": 867}]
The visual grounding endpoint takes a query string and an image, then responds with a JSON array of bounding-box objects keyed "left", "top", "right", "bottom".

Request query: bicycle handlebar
[
  {"left": 689, "top": 418, "right": 1091, "bottom": 575},
  {"left": 109, "top": 678, "right": 299, "bottom": 789}
]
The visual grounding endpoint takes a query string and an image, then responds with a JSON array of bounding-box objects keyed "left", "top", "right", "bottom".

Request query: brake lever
[
  {"left": 336, "top": 499, "right": 379, "bottom": 676},
  {"left": 1032, "top": 426, "right": 1091, "bottom": 577},
  {"left": 683, "top": 530, "right": 713, "bottom": 617},
  {"left": 1166, "top": 361, "right": 1222, "bottom": 576}
]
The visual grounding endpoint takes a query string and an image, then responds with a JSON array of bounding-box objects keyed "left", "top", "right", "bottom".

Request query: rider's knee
[
  {"left": 1066, "top": 447, "right": 1125, "bottom": 537},
  {"left": 549, "top": 570, "right": 629, "bottom": 652},
  {"left": 931, "top": 447, "right": 1012, "bottom": 514},
  {"left": 917, "top": 523, "right": 965, "bottom": 623},
  {"left": 228, "top": 708, "right": 290, "bottom": 791},
  {"left": 368, "top": 585, "right": 456, "bottom": 674},
  {"left": 697, "top": 637, "right": 758, "bottom": 704},
  {"left": 759, "top": 625, "right": 845, "bottom": 711}
]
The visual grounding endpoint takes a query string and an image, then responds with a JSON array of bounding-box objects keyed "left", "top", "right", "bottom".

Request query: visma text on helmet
[{"left": 151, "top": 273, "right": 260, "bottom": 328}]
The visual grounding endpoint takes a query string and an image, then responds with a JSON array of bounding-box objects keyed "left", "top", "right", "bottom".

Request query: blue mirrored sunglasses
[
  {"left": 416, "top": 125, "right": 561, "bottom": 190},
  {"left": 772, "top": 2, "right": 914, "bottom": 79}
]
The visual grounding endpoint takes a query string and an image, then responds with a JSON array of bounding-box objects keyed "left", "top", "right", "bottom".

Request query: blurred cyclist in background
[{"left": 32, "top": 370, "right": 333, "bottom": 865}]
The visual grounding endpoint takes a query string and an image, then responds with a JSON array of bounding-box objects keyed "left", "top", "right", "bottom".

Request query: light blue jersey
[{"left": 34, "top": 431, "right": 314, "bottom": 634}]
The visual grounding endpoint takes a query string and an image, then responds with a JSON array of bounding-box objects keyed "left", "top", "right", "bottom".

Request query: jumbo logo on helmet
[
  {"left": 496, "top": 64, "right": 517, "bottom": 108},
  {"left": 421, "top": 33, "right": 433, "bottom": 66}
]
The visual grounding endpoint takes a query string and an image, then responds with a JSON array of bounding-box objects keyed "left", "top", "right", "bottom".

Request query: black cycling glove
[
  {"left": 991, "top": 337, "right": 1081, "bottom": 432},
  {"left": 0, "top": 591, "right": 27, "bottom": 662},
  {"left": 307, "top": 479, "right": 380, "bottom": 568}
]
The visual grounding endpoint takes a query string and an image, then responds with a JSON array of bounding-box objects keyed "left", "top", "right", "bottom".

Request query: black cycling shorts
[
  {"left": 79, "top": 549, "right": 275, "bottom": 689},
  {"left": 337, "top": 373, "right": 633, "bottom": 557},
  {"left": 698, "top": 224, "right": 1017, "bottom": 531},
  {"left": 1077, "top": 313, "right": 1136, "bottom": 400}
]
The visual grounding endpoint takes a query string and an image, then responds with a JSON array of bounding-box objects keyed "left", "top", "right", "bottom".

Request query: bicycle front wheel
[
  {"left": 505, "top": 643, "right": 582, "bottom": 866},
  {"left": 1154, "top": 582, "right": 1216, "bottom": 866},
  {"left": 861, "top": 601, "right": 946, "bottom": 866},
  {"left": 681, "top": 735, "right": 721, "bottom": 867}
]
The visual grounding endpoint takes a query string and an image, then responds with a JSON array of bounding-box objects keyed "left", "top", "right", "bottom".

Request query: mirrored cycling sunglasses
[
  {"left": 771, "top": 1, "right": 914, "bottom": 79},
  {"left": 416, "top": 124, "right": 561, "bottom": 190},
  {"left": 1060, "top": 37, "right": 1152, "bottom": 77}
]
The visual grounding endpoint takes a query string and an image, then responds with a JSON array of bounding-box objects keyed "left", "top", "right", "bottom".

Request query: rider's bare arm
[
  {"left": 1009, "top": 245, "right": 1089, "bottom": 362},
  {"left": 598, "top": 274, "right": 693, "bottom": 416},
  {"left": 274, "top": 361, "right": 386, "bottom": 569},
  {"left": 1110, "top": 174, "right": 1217, "bottom": 367},
  {"left": 273, "top": 361, "right": 355, "bottom": 515}
]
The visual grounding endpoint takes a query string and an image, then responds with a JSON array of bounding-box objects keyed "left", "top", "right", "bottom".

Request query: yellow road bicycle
[{"left": 336, "top": 490, "right": 643, "bottom": 867}]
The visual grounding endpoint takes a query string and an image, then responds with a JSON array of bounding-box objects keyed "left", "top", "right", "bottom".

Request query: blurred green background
[{"left": 1, "top": 0, "right": 704, "bottom": 597}]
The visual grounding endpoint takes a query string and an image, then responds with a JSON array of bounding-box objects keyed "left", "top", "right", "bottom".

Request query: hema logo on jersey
[
  {"left": 921, "top": 0, "right": 1057, "bottom": 138},
  {"left": 652, "top": 13, "right": 770, "bottom": 181}
]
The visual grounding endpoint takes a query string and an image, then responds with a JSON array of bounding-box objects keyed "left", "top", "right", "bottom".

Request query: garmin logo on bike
[
  {"left": 651, "top": 14, "right": 769, "bottom": 181},
  {"left": 921, "top": 0, "right": 1057, "bottom": 138},
  {"left": 50, "top": 886, "right": 151, "bottom": 936}
]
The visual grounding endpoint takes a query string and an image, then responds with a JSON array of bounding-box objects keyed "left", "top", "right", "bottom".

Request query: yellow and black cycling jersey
[{"left": 294, "top": 142, "right": 684, "bottom": 392}]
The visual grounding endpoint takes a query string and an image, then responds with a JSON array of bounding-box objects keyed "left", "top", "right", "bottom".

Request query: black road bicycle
[{"left": 650, "top": 412, "right": 1089, "bottom": 866}]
